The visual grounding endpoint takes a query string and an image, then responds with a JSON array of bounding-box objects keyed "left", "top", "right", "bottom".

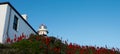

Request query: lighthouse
[{"left": 38, "top": 24, "right": 48, "bottom": 36}]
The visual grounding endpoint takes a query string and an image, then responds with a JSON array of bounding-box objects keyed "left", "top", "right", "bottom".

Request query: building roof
[{"left": 0, "top": 2, "right": 38, "bottom": 34}]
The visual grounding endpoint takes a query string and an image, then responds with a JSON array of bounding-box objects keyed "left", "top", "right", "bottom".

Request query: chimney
[{"left": 22, "top": 14, "right": 27, "bottom": 21}]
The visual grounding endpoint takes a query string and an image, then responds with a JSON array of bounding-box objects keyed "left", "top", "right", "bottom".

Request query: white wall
[
  {"left": 0, "top": 4, "right": 36, "bottom": 43},
  {"left": 0, "top": 4, "right": 8, "bottom": 43}
]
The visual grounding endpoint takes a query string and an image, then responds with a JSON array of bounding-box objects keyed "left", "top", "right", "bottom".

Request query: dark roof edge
[
  {"left": 0, "top": 2, "right": 9, "bottom": 5},
  {"left": 0, "top": 2, "right": 38, "bottom": 34}
]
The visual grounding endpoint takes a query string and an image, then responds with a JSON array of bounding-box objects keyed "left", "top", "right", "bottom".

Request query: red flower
[
  {"left": 6, "top": 37, "right": 10, "bottom": 43},
  {"left": 22, "top": 33, "right": 25, "bottom": 39},
  {"left": 45, "top": 37, "right": 51, "bottom": 45},
  {"left": 17, "top": 36, "right": 21, "bottom": 42},
  {"left": 36, "top": 36, "right": 40, "bottom": 41},
  {"left": 14, "top": 34, "right": 17, "bottom": 42}
]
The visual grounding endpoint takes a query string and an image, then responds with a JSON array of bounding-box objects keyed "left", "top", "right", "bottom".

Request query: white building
[
  {"left": 38, "top": 24, "right": 48, "bottom": 36},
  {"left": 0, "top": 2, "right": 37, "bottom": 43}
]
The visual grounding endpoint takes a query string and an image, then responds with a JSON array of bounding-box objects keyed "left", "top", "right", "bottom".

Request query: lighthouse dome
[{"left": 38, "top": 24, "right": 48, "bottom": 36}]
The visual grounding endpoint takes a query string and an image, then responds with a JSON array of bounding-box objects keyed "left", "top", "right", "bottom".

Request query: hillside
[{"left": 0, "top": 34, "right": 120, "bottom": 54}]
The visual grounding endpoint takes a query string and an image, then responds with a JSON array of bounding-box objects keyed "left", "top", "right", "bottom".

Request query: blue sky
[{"left": 0, "top": 0, "right": 120, "bottom": 48}]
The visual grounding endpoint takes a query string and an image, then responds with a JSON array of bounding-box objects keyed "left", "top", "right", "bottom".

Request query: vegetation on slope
[{"left": 0, "top": 34, "right": 120, "bottom": 54}]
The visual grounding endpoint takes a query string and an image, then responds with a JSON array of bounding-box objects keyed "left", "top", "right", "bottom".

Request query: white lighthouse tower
[{"left": 38, "top": 24, "right": 48, "bottom": 36}]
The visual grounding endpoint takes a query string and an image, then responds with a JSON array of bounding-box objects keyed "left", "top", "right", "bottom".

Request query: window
[{"left": 13, "top": 16, "right": 18, "bottom": 31}]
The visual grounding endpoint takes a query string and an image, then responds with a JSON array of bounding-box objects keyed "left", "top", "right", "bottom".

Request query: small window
[{"left": 13, "top": 16, "right": 18, "bottom": 31}]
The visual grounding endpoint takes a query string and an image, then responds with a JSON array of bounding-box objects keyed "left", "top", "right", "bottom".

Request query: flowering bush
[{"left": 1, "top": 34, "right": 120, "bottom": 54}]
